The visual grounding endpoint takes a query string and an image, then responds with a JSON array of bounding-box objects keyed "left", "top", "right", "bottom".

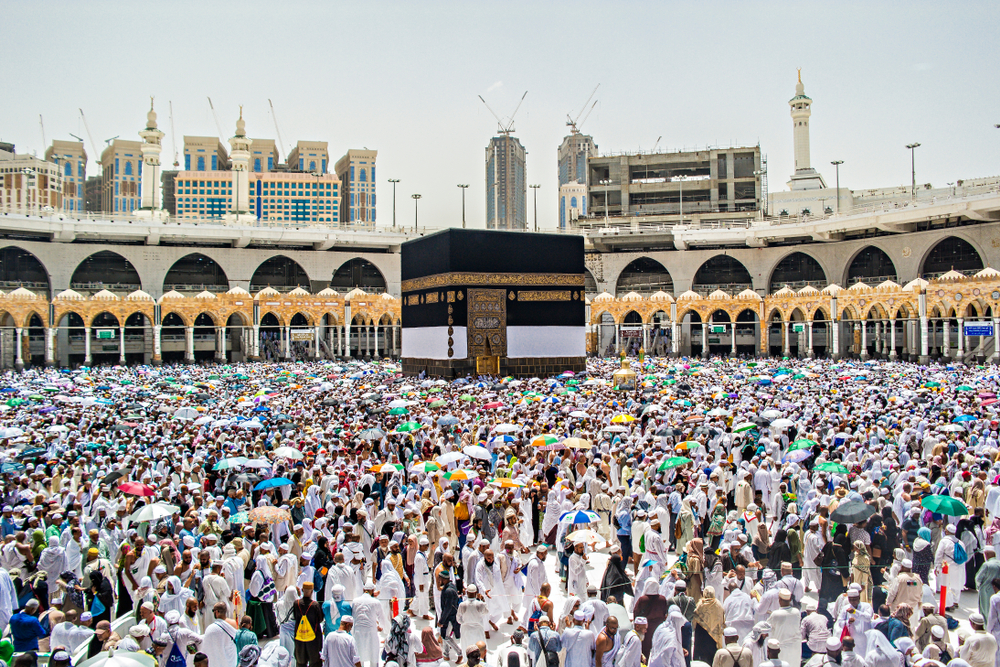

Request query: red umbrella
[
  {"left": 484, "top": 402, "right": 504, "bottom": 409},
  {"left": 118, "top": 481, "right": 155, "bottom": 497}
]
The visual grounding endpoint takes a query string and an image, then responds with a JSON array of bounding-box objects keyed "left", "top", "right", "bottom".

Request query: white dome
[
  {"left": 677, "top": 290, "right": 701, "bottom": 301},
  {"left": 317, "top": 287, "right": 339, "bottom": 297},
  {"left": 592, "top": 292, "right": 614, "bottom": 302},
  {"left": 737, "top": 289, "right": 761, "bottom": 300},
  {"left": 847, "top": 282, "right": 871, "bottom": 292},
  {"left": 648, "top": 291, "right": 674, "bottom": 302},
  {"left": 288, "top": 287, "right": 311, "bottom": 296},
  {"left": 254, "top": 286, "right": 280, "bottom": 298},
  {"left": 345, "top": 288, "right": 367, "bottom": 299},
  {"left": 936, "top": 269, "right": 965, "bottom": 282},
  {"left": 226, "top": 286, "right": 250, "bottom": 295},
  {"left": 620, "top": 291, "right": 644, "bottom": 302},
  {"left": 708, "top": 289, "right": 730, "bottom": 300},
  {"left": 159, "top": 290, "right": 185, "bottom": 300},
  {"left": 92, "top": 289, "right": 120, "bottom": 301},
  {"left": 125, "top": 289, "right": 153, "bottom": 301},
  {"left": 902, "top": 278, "right": 929, "bottom": 292},
  {"left": 876, "top": 280, "right": 901, "bottom": 292},
  {"left": 773, "top": 286, "right": 796, "bottom": 297},
  {"left": 821, "top": 284, "right": 843, "bottom": 295},
  {"left": 195, "top": 290, "right": 217, "bottom": 299},
  {"left": 55, "top": 288, "right": 86, "bottom": 300},
  {"left": 798, "top": 285, "right": 820, "bottom": 295}
]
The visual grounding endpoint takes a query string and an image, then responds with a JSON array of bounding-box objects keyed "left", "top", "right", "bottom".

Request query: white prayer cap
[
  {"left": 826, "top": 637, "right": 842, "bottom": 651},
  {"left": 165, "top": 610, "right": 181, "bottom": 624},
  {"left": 341, "top": 616, "right": 354, "bottom": 624},
  {"left": 573, "top": 611, "right": 586, "bottom": 621},
  {"left": 634, "top": 617, "right": 647, "bottom": 626},
  {"left": 777, "top": 589, "right": 791, "bottom": 600},
  {"left": 931, "top": 625, "right": 945, "bottom": 638},
  {"left": 466, "top": 584, "right": 477, "bottom": 594}
]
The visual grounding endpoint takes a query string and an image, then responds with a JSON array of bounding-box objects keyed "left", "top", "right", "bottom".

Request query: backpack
[
  {"left": 295, "top": 602, "right": 317, "bottom": 641},
  {"left": 953, "top": 540, "right": 968, "bottom": 565}
]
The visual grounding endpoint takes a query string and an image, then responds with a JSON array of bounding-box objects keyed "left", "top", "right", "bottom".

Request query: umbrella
[
  {"left": 610, "top": 414, "right": 636, "bottom": 423},
  {"left": 760, "top": 409, "right": 782, "bottom": 420},
  {"left": 463, "top": 445, "right": 492, "bottom": 460},
  {"left": 788, "top": 438, "right": 817, "bottom": 451},
  {"left": 18, "top": 447, "right": 48, "bottom": 460},
  {"left": 213, "top": 457, "right": 251, "bottom": 471},
  {"left": 0, "top": 461, "right": 26, "bottom": 474},
  {"left": 484, "top": 401, "right": 505, "bottom": 409},
  {"left": 272, "top": 446, "right": 304, "bottom": 460},
  {"left": 782, "top": 448, "right": 812, "bottom": 463},
  {"left": 567, "top": 529, "right": 606, "bottom": 546},
  {"left": 241, "top": 459, "right": 273, "bottom": 469},
  {"left": 490, "top": 477, "right": 526, "bottom": 488},
  {"left": 388, "top": 407, "right": 409, "bottom": 415},
  {"left": 830, "top": 501, "right": 876, "bottom": 524},
  {"left": 559, "top": 510, "right": 600, "bottom": 525},
  {"left": 490, "top": 435, "right": 517, "bottom": 445},
  {"left": 563, "top": 437, "right": 593, "bottom": 450},
  {"left": 655, "top": 426, "right": 683, "bottom": 437},
  {"left": 706, "top": 408, "right": 730, "bottom": 417},
  {"left": 675, "top": 441, "right": 703, "bottom": 451},
  {"left": 410, "top": 461, "right": 442, "bottom": 473},
  {"left": 101, "top": 469, "right": 129, "bottom": 485},
  {"left": 657, "top": 456, "right": 692, "bottom": 471},
  {"left": 569, "top": 411, "right": 590, "bottom": 418},
  {"left": 921, "top": 495, "right": 969, "bottom": 517},
  {"left": 369, "top": 462, "right": 405, "bottom": 473},
  {"left": 118, "top": 482, "right": 155, "bottom": 497},
  {"left": 231, "top": 472, "right": 261, "bottom": 486},
  {"left": 443, "top": 469, "right": 479, "bottom": 481},
  {"left": 814, "top": 462, "right": 850, "bottom": 474},
  {"left": 603, "top": 425, "right": 628, "bottom": 433},
  {"left": 357, "top": 428, "right": 387, "bottom": 441},
  {"left": 78, "top": 649, "right": 159, "bottom": 667},
  {"left": 395, "top": 421, "right": 423, "bottom": 433},
  {"left": 436, "top": 451, "right": 465, "bottom": 466},
  {"left": 428, "top": 400, "right": 447, "bottom": 409},
  {"left": 254, "top": 477, "right": 294, "bottom": 490},
  {"left": 938, "top": 424, "right": 966, "bottom": 432},
  {"left": 770, "top": 418, "right": 795, "bottom": 430},
  {"left": 732, "top": 422, "right": 756, "bottom": 433},
  {"left": 953, "top": 415, "right": 976, "bottom": 423},
  {"left": 530, "top": 434, "right": 560, "bottom": 447},
  {"left": 437, "top": 415, "right": 460, "bottom": 427},
  {"left": 494, "top": 424, "right": 518, "bottom": 433},
  {"left": 128, "top": 502, "right": 179, "bottom": 523},
  {"left": 249, "top": 506, "right": 293, "bottom": 524},
  {"left": 173, "top": 407, "right": 199, "bottom": 420}
]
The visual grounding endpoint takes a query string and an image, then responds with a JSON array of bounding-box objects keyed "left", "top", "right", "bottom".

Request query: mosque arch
[
  {"left": 693, "top": 255, "right": 752, "bottom": 292},
  {"left": 0, "top": 246, "right": 51, "bottom": 294},
  {"left": 920, "top": 236, "right": 985, "bottom": 277},
  {"left": 615, "top": 257, "right": 674, "bottom": 295},
  {"left": 845, "top": 246, "right": 898, "bottom": 285},
  {"left": 71, "top": 251, "right": 142, "bottom": 292},
  {"left": 291, "top": 312, "right": 312, "bottom": 326},
  {"left": 584, "top": 269, "right": 598, "bottom": 294},
  {"left": 163, "top": 254, "right": 230, "bottom": 292},
  {"left": 621, "top": 310, "right": 643, "bottom": 325},
  {"left": 331, "top": 258, "right": 387, "bottom": 293},
  {"left": 768, "top": 251, "right": 827, "bottom": 292},
  {"left": 250, "top": 256, "right": 310, "bottom": 292}
]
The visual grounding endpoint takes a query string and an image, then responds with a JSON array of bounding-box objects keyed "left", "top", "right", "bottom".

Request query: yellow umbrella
[
  {"left": 563, "top": 437, "right": 593, "bottom": 450},
  {"left": 610, "top": 414, "right": 636, "bottom": 423}
]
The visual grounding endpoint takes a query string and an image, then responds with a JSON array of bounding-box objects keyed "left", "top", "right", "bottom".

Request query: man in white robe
[
  {"left": 833, "top": 589, "right": 875, "bottom": 659},
  {"left": 201, "top": 561, "right": 233, "bottom": 630},
  {"left": 723, "top": 578, "right": 755, "bottom": 641},
  {"left": 475, "top": 549, "right": 503, "bottom": 631},
  {"left": 644, "top": 518, "right": 668, "bottom": 578},
  {"left": 767, "top": 589, "right": 801, "bottom": 667},
  {"left": 497, "top": 540, "right": 522, "bottom": 625},
  {"left": 221, "top": 545, "right": 245, "bottom": 621},
  {"left": 202, "top": 602, "right": 238, "bottom": 667},
  {"left": 322, "top": 617, "right": 361, "bottom": 667},
  {"left": 164, "top": 610, "right": 202, "bottom": 667},
  {"left": 520, "top": 546, "right": 548, "bottom": 613},
  {"left": 802, "top": 519, "right": 824, "bottom": 593},
  {"left": 350, "top": 584, "right": 386, "bottom": 667},
  {"left": 561, "top": 610, "right": 596, "bottom": 667},
  {"left": 411, "top": 537, "right": 432, "bottom": 620},
  {"left": 567, "top": 542, "right": 590, "bottom": 602},
  {"left": 934, "top": 523, "right": 965, "bottom": 609}
]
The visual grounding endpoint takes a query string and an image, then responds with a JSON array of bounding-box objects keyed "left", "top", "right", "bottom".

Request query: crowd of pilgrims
[{"left": 0, "top": 355, "right": 997, "bottom": 667}]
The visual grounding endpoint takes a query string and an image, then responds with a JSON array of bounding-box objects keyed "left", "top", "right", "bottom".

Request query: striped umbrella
[
  {"left": 370, "top": 462, "right": 405, "bottom": 473},
  {"left": 443, "top": 469, "right": 479, "bottom": 481},
  {"left": 559, "top": 510, "right": 600, "bottom": 525},
  {"left": 530, "top": 434, "right": 560, "bottom": 447}
]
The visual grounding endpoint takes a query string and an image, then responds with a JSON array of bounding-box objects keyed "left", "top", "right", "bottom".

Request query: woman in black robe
[{"left": 599, "top": 547, "right": 633, "bottom": 603}]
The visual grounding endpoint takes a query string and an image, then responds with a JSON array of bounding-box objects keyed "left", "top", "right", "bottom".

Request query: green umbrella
[
  {"left": 388, "top": 407, "right": 409, "bottom": 416},
  {"left": 429, "top": 388, "right": 443, "bottom": 394},
  {"left": 396, "top": 421, "right": 423, "bottom": 433},
  {"left": 956, "top": 385, "right": 974, "bottom": 391},
  {"left": 921, "top": 495, "right": 969, "bottom": 517},
  {"left": 814, "top": 461, "right": 849, "bottom": 474},
  {"left": 657, "top": 456, "right": 692, "bottom": 471},
  {"left": 924, "top": 381, "right": 941, "bottom": 388},
  {"left": 733, "top": 422, "right": 756, "bottom": 433},
  {"left": 789, "top": 438, "right": 818, "bottom": 451},
  {"left": 459, "top": 394, "right": 475, "bottom": 401},
  {"left": 428, "top": 400, "right": 447, "bottom": 408}
]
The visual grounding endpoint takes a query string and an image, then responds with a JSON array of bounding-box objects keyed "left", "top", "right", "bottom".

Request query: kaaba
[{"left": 400, "top": 228, "right": 586, "bottom": 378}]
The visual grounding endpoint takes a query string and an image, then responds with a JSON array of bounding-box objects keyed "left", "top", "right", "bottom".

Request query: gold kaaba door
[
  {"left": 467, "top": 288, "right": 507, "bottom": 359},
  {"left": 476, "top": 355, "right": 499, "bottom": 375}
]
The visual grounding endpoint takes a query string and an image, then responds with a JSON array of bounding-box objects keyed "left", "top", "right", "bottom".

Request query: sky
[{"left": 2, "top": 0, "right": 998, "bottom": 230}]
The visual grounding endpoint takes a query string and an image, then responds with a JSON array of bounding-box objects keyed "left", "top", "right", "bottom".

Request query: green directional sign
[
  {"left": 710, "top": 325, "right": 727, "bottom": 334},
  {"left": 793, "top": 324, "right": 805, "bottom": 333},
  {"left": 96, "top": 329, "right": 115, "bottom": 339}
]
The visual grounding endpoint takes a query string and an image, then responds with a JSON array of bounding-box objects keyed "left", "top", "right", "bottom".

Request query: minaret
[
  {"left": 135, "top": 97, "right": 166, "bottom": 219},
  {"left": 227, "top": 107, "right": 253, "bottom": 222},
  {"left": 786, "top": 70, "right": 826, "bottom": 190}
]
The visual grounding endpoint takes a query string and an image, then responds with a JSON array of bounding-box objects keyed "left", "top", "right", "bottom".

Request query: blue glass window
[
  {"left": 309, "top": 161, "right": 316, "bottom": 171},
  {"left": 268, "top": 157, "right": 273, "bottom": 171},
  {"left": 64, "top": 162, "right": 71, "bottom": 176},
  {"left": 185, "top": 154, "right": 191, "bottom": 170},
  {"left": 124, "top": 161, "right": 133, "bottom": 176},
  {"left": 211, "top": 155, "right": 217, "bottom": 170},
  {"left": 254, "top": 158, "right": 261, "bottom": 172},
  {"left": 571, "top": 196, "right": 577, "bottom": 208},
  {"left": 115, "top": 158, "right": 119, "bottom": 174},
  {"left": 197, "top": 156, "right": 205, "bottom": 171},
  {"left": 350, "top": 166, "right": 355, "bottom": 181},
  {"left": 359, "top": 168, "right": 366, "bottom": 182},
  {"left": 321, "top": 159, "right": 326, "bottom": 173}
]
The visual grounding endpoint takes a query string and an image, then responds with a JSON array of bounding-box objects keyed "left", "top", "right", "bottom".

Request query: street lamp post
[
  {"left": 599, "top": 179, "right": 612, "bottom": 224},
  {"left": 830, "top": 160, "right": 843, "bottom": 214},
  {"left": 906, "top": 143, "right": 921, "bottom": 201},
  {"left": 457, "top": 184, "right": 468, "bottom": 228},
  {"left": 529, "top": 184, "right": 540, "bottom": 232},
  {"left": 411, "top": 193, "right": 421, "bottom": 232},
  {"left": 388, "top": 179, "right": 399, "bottom": 229}
]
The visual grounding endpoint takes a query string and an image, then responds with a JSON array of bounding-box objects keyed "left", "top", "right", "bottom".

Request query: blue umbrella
[
  {"left": 437, "top": 415, "right": 460, "bottom": 427},
  {"left": 953, "top": 415, "right": 976, "bottom": 422},
  {"left": 252, "top": 406, "right": 271, "bottom": 413},
  {"left": 558, "top": 510, "right": 600, "bottom": 525},
  {"left": 782, "top": 448, "right": 811, "bottom": 463},
  {"left": 490, "top": 435, "right": 517, "bottom": 445},
  {"left": 254, "top": 477, "right": 293, "bottom": 491},
  {"left": 1, "top": 461, "right": 26, "bottom": 474}
]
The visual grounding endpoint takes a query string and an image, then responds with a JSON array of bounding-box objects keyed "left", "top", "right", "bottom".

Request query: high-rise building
[
  {"left": 0, "top": 145, "right": 63, "bottom": 214},
  {"left": 44, "top": 140, "right": 87, "bottom": 213},
  {"left": 250, "top": 139, "right": 279, "bottom": 173},
  {"left": 485, "top": 135, "right": 526, "bottom": 230},
  {"left": 183, "top": 136, "right": 229, "bottom": 172},
  {"left": 558, "top": 134, "right": 596, "bottom": 186},
  {"left": 287, "top": 141, "right": 329, "bottom": 174},
  {"left": 100, "top": 139, "right": 143, "bottom": 214},
  {"left": 335, "top": 149, "right": 377, "bottom": 225},
  {"left": 559, "top": 181, "right": 587, "bottom": 228}
]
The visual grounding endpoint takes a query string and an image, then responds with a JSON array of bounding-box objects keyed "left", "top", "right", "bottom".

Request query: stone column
[
  {"left": 807, "top": 320, "right": 814, "bottom": 358},
  {"left": 860, "top": 321, "right": 869, "bottom": 360},
  {"left": 345, "top": 322, "right": 352, "bottom": 358},
  {"left": 614, "top": 324, "right": 620, "bottom": 354},
  {"left": 216, "top": 327, "right": 227, "bottom": 362},
  {"left": 373, "top": 323, "right": 380, "bottom": 358},
  {"left": 701, "top": 322, "right": 708, "bottom": 358},
  {"left": 184, "top": 326, "right": 194, "bottom": 363},
  {"left": 731, "top": 321, "right": 737, "bottom": 356},
  {"left": 283, "top": 326, "right": 290, "bottom": 358},
  {"left": 943, "top": 320, "right": 951, "bottom": 358},
  {"left": 832, "top": 320, "right": 840, "bottom": 360},
  {"left": 14, "top": 327, "right": 23, "bottom": 370},
  {"left": 119, "top": 326, "right": 126, "bottom": 365},
  {"left": 782, "top": 321, "right": 791, "bottom": 357},
  {"left": 889, "top": 318, "right": 897, "bottom": 360},
  {"left": 45, "top": 328, "right": 55, "bottom": 367},
  {"left": 993, "top": 317, "right": 1000, "bottom": 365},
  {"left": 874, "top": 321, "right": 882, "bottom": 357},
  {"left": 956, "top": 317, "right": 965, "bottom": 363},
  {"left": 153, "top": 324, "right": 162, "bottom": 364},
  {"left": 84, "top": 326, "right": 92, "bottom": 365}
]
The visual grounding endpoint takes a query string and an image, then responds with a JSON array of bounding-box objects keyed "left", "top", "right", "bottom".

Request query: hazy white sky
[{"left": 3, "top": 0, "right": 998, "bottom": 229}]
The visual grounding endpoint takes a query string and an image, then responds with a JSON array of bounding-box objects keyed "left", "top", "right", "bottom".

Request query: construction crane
[
  {"left": 79, "top": 109, "right": 102, "bottom": 174},
  {"left": 566, "top": 84, "right": 599, "bottom": 134},
  {"left": 268, "top": 99, "right": 287, "bottom": 162},
  {"left": 207, "top": 97, "right": 225, "bottom": 142},
  {"left": 39, "top": 115, "right": 46, "bottom": 153},
  {"left": 478, "top": 91, "right": 527, "bottom": 136},
  {"left": 169, "top": 101, "right": 179, "bottom": 168},
  {"left": 651, "top": 136, "right": 662, "bottom": 152}
]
